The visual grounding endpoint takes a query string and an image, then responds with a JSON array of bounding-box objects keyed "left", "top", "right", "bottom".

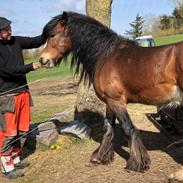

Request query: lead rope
[
  {"left": 0, "top": 123, "right": 48, "bottom": 153},
  {"left": 0, "top": 78, "right": 45, "bottom": 96},
  {"left": 0, "top": 120, "right": 58, "bottom": 153}
]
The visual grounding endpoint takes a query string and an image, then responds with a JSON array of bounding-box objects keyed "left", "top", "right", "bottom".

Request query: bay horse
[{"left": 39, "top": 11, "right": 183, "bottom": 172}]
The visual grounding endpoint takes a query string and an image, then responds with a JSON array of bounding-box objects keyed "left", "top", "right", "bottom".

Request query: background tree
[
  {"left": 125, "top": 14, "right": 144, "bottom": 39},
  {"left": 74, "top": 0, "right": 113, "bottom": 120},
  {"left": 143, "top": 1, "right": 183, "bottom": 36},
  {"left": 173, "top": 6, "right": 183, "bottom": 31},
  {"left": 174, "top": 0, "right": 183, "bottom": 13},
  {"left": 159, "top": 15, "right": 171, "bottom": 30}
]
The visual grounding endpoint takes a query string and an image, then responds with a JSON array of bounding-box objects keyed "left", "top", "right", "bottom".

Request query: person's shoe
[
  {"left": 14, "top": 161, "right": 30, "bottom": 169},
  {"left": 2, "top": 169, "right": 24, "bottom": 179}
]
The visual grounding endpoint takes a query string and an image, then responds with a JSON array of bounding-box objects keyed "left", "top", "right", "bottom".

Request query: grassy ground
[
  {"left": 155, "top": 34, "right": 183, "bottom": 46},
  {"left": 29, "top": 77, "right": 78, "bottom": 124},
  {"left": 26, "top": 55, "right": 73, "bottom": 82},
  {"left": 2, "top": 80, "right": 181, "bottom": 183},
  {"left": 25, "top": 55, "right": 75, "bottom": 124}
]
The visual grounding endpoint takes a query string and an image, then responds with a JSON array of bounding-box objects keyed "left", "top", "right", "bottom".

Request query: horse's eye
[{"left": 50, "top": 34, "right": 55, "bottom": 38}]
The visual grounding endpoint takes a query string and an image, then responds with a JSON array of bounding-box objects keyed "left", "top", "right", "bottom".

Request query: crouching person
[{"left": 0, "top": 17, "right": 45, "bottom": 179}]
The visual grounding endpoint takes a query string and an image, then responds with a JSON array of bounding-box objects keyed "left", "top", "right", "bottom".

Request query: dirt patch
[{"left": 0, "top": 77, "right": 182, "bottom": 183}]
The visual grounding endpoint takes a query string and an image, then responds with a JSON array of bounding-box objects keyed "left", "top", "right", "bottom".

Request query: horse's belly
[{"left": 131, "top": 85, "right": 183, "bottom": 107}]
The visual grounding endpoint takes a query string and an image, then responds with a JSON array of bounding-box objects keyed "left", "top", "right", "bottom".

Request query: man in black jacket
[{"left": 0, "top": 17, "right": 46, "bottom": 179}]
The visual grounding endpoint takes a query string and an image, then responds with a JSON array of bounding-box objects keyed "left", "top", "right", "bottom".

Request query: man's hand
[{"left": 32, "top": 63, "right": 41, "bottom": 70}]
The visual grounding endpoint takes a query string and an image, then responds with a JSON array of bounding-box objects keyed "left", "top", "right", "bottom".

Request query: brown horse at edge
[{"left": 39, "top": 11, "right": 183, "bottom": 172}]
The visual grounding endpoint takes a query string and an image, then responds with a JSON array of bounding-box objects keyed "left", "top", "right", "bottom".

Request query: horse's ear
[{"left": 62, "top": 11, "right": 68, "bottom": 23}]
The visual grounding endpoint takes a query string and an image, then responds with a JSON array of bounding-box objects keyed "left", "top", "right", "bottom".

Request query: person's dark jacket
[{"left": 0, "top": 35, "right": 46, "bottom": 94}]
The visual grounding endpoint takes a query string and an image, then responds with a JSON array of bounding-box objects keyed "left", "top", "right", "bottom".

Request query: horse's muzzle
[
  {"left": 39, "top": 57, "right": 55, "bottom": 68},
  {"left": 39, "top": 57, "right": 49, "bottom": 65}
]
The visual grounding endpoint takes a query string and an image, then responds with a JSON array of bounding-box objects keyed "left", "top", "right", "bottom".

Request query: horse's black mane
[{"left": 43, "top": 12, "right": 136, "bottom": 83}]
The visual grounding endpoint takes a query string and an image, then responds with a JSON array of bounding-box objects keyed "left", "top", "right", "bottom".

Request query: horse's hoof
[
  {"left": 126, "top": 159, "right": 151, "bottom": 172},
  {"left": 90, "top": 156, "right": 114, "bottom": 165},
  {"left": 126, "top": 165, "right": 149, "bottom": 173},
  {"left": 90, "top": 157, "right": 102, "bottom": 165}
]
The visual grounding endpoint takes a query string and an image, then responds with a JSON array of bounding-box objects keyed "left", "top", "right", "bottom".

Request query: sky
[{"left": 0, "top": 0, "right": 176, "bottom": 37}]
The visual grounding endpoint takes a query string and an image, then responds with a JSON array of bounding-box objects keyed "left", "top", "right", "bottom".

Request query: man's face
[{"left": 0, "top": 25, "right": 12, "bottom": 41}]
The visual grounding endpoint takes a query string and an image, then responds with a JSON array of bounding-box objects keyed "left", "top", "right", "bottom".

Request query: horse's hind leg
[
  {"left": 111, "top": 102, "right": 151, "bottom": 172},
  {"left": 90, "top": 106, "right": 115, "bottom": 164}
]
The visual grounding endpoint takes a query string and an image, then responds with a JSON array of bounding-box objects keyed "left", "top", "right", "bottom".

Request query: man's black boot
[{"left": 14, "top": 161, "right": 30, "bottom": 169}]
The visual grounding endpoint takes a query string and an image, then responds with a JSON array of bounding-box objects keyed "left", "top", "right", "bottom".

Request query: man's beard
[
  {"left": 7, "top": 35, "right": 11, "bottom": 40},
  {"left": 1, "top": 35, "right": 11, "bottom": 41}
]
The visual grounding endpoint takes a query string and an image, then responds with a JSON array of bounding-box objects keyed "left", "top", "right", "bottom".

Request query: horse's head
[{"left": 39, "top": 12, "right": 71, "bottom": 68}]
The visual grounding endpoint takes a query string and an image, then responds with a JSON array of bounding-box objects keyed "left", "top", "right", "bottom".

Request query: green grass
[
  {"left": 31, "top": 105, "right": 73, "bottom": 124},
  {"left": 155, "top": 34, "right": 183, "bottom": 46},
  {"left": 26, "top": 55, "right": 74, "bottom": 82},
  {"left": 25, "top": 55, "right": 75, "bottom": 124}
]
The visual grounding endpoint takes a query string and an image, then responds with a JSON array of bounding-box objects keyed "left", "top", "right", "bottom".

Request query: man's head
[{"left": 0, "top": 17, "right": 12, "bottom": 41}]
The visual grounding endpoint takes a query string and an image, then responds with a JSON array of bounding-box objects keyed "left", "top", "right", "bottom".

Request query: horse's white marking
[
  {"left": 170, "top": 85, "right": 183, "bottom": 104},
  {"left": 158, "top": 85, "right": 183, "bottom": 111},
  {"left": 43, "top": 41, "right": 47, "bottom": 49}
]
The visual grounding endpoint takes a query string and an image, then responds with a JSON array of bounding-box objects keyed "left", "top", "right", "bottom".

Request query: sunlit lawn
[{"left": 155, "top": 34, "right": 183, "bottom": 46}]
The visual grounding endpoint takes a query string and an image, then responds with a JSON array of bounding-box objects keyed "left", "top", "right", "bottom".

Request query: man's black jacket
[{"left": 0, "top": 36, "right": 45, "bottom": 94}]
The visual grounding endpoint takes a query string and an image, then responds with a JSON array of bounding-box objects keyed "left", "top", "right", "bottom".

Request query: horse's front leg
[
  {"left": 110, "top": 100, "right": 151, "bottom": 172},
  {"left": 90, "top": 106, "right": 115, "bottom": 164}
]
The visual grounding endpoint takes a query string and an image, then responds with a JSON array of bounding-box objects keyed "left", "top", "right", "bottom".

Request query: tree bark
[
  {"left": 74, "top": 0, "right": 113, "bottom": 120},
  {"left": 86, "top": 0, "right": 113, "bottom": 27}
]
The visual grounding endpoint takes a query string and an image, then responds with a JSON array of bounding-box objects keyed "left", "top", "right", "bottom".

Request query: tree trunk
[
  {"left": 86, "top": 0, "right": 113, "bottom": 27},
  {"left": 74, "top": 0, "right": 113, "bottom": 120}
]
